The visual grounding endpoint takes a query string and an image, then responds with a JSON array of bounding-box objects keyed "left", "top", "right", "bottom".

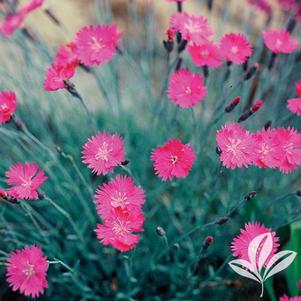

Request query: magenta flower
[
  {"left": 0, "top": 91, "right": 17, "bottom": 124},
  {"left": 44, "top": 64, "right": 75, "bottom": 91},
  {"left": 220, "top": 33, "right": 253, "bottom": 64},
  {"left": 274, "top": 127, "right": 301, "bottom": 173},
  {"left": 216, "top": 123, "right": 256, "bottom": 169},
  {"left": 246, "top": 0, "right": 272, "bottom": 14},
  {"left": 262, "top": 29, "right": 298, "bottom": 54},
  {"left": 151, "top": 139, "right": 196, "bottom": 181},
  {"left": 95, "top": 208, "right": 144, "bottom": 252},
  {"left": 53, "top": 42, "right": 79, "bottom": 71},
  {"left": 253, "top": 128, "right": 280, "bottom": 168},
  {"left": 82, "top": 132, "right": 125, "bottom": 176},
  {"left": 231, "top": 222, "right": 279, "bottom": 266},
  {"left": 167, "top": 69, "right": 207, "bottom": 108},
  {"left": 170, "top": 12, "right": 213, "bottom": 45},
  {"left": 21, "top": 0, "right": 44, "bottom": 14},
  {"left": 6, "top": 162, "right": 47, "bottom": 200},
  {"left": 296, "top": 81, "right": 301, "bottom": 97},
  {"left": 279, "top": 296, "right": 301, "bottom": 301},
  {"left": 188, "top": 41, "right": 222, "bottom": 68},
  {"left": 287, "top": 98, "right": 301, "bottom": 116},
  {"left": 95, "top": 175, "right": 145, "bottom": 221},
  {"left": 74, "top": 24, "right": 122, "bottom": 67},
  {"left": 6, "top": 245, "right": 48, "bottom": 298}
]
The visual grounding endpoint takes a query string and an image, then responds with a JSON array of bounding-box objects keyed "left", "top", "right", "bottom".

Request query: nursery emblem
[{"left": 229, "top": 232, "right": 297, "bottom": 298}]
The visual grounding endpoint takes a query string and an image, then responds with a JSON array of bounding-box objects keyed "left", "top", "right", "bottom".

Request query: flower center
[
  {"left": 111, "top": 192, "right": 128, "bottom": 208},
  {"left": 112, "top": 219, "right": 130, "bottom": 235},
  {"left": 231, "top": 46, "right": 238, "bottom": 54},
  {"left": 91, "top": 37, "right": 103, "bottom": 51},
  {"left": 259, "top": 143, "right": 270, "bottom": 156},
  {"left": 276, "top": 39, "right": 282, "bottom": 48},
  {"left": 171, "top": 155, "right": 178, "bottom": 164},
  {"left": 201, "top": 49, "right": 209, "bottom": 57},
  {"left": 226, "top": 138, "right": 241, "bottom": 155},
  {"left": 95, "top": 142, "right": 111, "bottom": 161},
  {"left": 184, "top": 20, "right": 200, "bottom": 34},
  {"left": 0, "top": 104, "right": 8, "bottom": 110},
  {"left": 185, "top": 86, "right": 192, "bottom": 95},
  {"left": 23, "top": 263, "right": 35, "bottom": 277},
  {"left": 22, "top": 178, "right": 32, "bottom": 187},
  {"left": 284, "top": 142, "right": 293, "bottom": 154}
]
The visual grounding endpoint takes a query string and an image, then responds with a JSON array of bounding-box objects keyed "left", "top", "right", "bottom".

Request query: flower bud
[
  {"left": 121, "top": 160, "right": 129, "bottom": 166},
  {"left": 297, "top": 279, "right": 301, "bottom": 290},
  {"left": 216, "top": 146, "right": 222, "bottom": 155},
  {"left": 225, "top": 96, "right": 240, "bottom": 113},
  {"left": 287, "top": 17, "right": 296, "bottom": 33},
  {"left": 244, "top": 191, "right": 256, "bottom": 201},
  {"left": 244, "top": 63, "right": 259, "bottom": 81},
  {"left": 204, "top": 236, "right": 214, "bottom": 249},
  {"left": 216, "top": 216, "right": 229, "bottom": 225},
  {"left": 156, "top": 226, "right": 166, "bottom": 237},
  {"left": 264, "top": 120, "right": 272, "bottom": 130},
  {"left": 163, "top": 40, "right": 174, "bottom": 53},
  {"left": 251, "top": 100, "right": 263, "bottom": 113},
  {"left": 297, "top": 190, "right": 301, "bottom": 197}
]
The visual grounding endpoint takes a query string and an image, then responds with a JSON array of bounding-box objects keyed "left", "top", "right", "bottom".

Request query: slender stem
[{"left": 260, "top": 281, "right": 264, "bottom": 298}]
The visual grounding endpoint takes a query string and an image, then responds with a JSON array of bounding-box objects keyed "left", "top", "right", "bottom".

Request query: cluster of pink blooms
[
  {"left": 0, "top": 91, "right": 16, "bottom": 124},
  {"left": 216, "top": 123, "right": 301, "bottom": 173},
  {"left": 280, "top": 296, "right": 301, "bottom": 301},
  {"left": 287, "top": 81, "right": 301, "bottom": 116},
  {"left": 151, "top": 139, "right": 196, "bottom": 181},
  {"left": 6, "top": 245, "right": 48, "bottom": 298},
  {"left": 231, "top": 222, "right": 280, "bottom": 266},
  {"left": 82, "top": 131, "right": 145, "bottom": 252},
  {"left": 0, "top": 0, "right": 44, "bottom": 36},
  {"left": 44, "top": 23, "right": 122, "bottom": 91}
]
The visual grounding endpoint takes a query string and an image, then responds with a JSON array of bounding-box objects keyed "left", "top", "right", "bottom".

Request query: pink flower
[
  {"left": 0, "top": 11, "right": 26, "bottom": 36},
  {"left": 274, "top": 127, "right": 301, "bottom": 173},
  {"left": 188, "top": 41, "right": 222, "bottom": 68},
  {"left": 231, "top": 222, "right": 279, "bottom": 266},
  {"left": 167, "top": 69, "right": 207, "bottom": 108},
  {"left": 95, "top": 208, "right": 144, "bottom": 252},
  {"left": 95, "top": 175, "right": 145, "bottom": 221},
  {"left": 6, "top": 245, "right": 48, "bottom": 298},
  {"left": 170, "top": 12, "right": 213, "bottom": 45},
  {"left": 279, "top": 296, "right": 301, "bottom": 301},
  {"left": 287, "top": 98, "right": 301, "bottom": 116},
  {"left": 21, "top": 0, "right": 45, "bottom": 14},
  {"left": 246, "top": 0, "right": 272, "bottom": 14},
  {"left": 253, "top": 128, "right": 280, "bottom": 168},
  {"left": 262, "top": 29, "right": 298, "bottom": 54},
  {"left": 277, "top": 0, "right": 296, "bottom": 9},
  {"left": 220, "top": 33, "right": 253, "bottom": 64},
  {"left": 74, "top": 24, "right": 122, "bottom": 67},
  {"left": 295, "top": 81, "right": 301, "bottom": 97},
  {"left": 53, "top": 42, "right": 79, "bottom": 71},
  {"left": 0, "top": 91, "right": 17, "bottom": 124},
  {"left": 6, "top": 162, "right": 47, "bottom": 200},
  {"left": 151, "top": 139, "right": 196, "bottom": 181},
  {"left": 82, "top": 132, "right": 125, "bottom": 176},
  {"left": 216, "top": 123, "right": 256, "bottom": 169},
  {"left": 44, "top": 64, "right": 75, "bottom": 91},
  {"left": 166, "top": 0, "right": 189, "bottom": 2}
]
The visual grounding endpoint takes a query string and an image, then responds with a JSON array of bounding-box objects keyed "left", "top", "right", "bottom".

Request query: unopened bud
[
  {"left": 121, "top": 160, "right": 129, "bottom": 166},
  {"left": 264, "top": 120, "right": 272, "bottom": 130},
  {"left": 163, "top": 40, "right": 174, "bottom": 53},
  {"left": 244, "top": 63, "right": 259, "bottom": 81},
  {"left": 297, "top": 190, "right": 301, "bottom": 197},
  {"left": 204, "top": 236, "right": 214, "bottom": 249},
  {"left": 156, "top": 226, "right": 166, "bottom": 237},
  {"left": 216, "top": 146, "right": 222, "bottom": 155},
  {"left": 297, "top": 279, "right": 301, "bottom": 290},
  {"left": 287, "top": 17, "right": 297, "bottom": 33},
  {"left": 238, "top": 100, "right": 263, "bottom": 122},
  {"left": 216, "top": 216, "right": 229, "bottom": 225},
  {"left": 251, "top": 100, "right": 263, "bottom": 113},
  {"left": 178, "top": 39, "right": 187, "bottom": 53},
  {"left": 225, "top": 96, "right": 241, "bottom": 113},
  {"left": 244, "top": 191, "right": 256, "bottom": 201},
  {"left": 0, "top": 189, "right": 7, "bottom": 199},
  {"left": 207, "top": 0, "right": 214, "bottom": 11}
]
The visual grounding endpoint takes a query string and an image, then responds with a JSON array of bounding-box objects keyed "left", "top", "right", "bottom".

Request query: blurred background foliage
[{"left": 0, "top": 0, "right": 301, "bottom": 300}]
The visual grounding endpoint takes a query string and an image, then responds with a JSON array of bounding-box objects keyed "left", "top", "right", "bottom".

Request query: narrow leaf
[{"left": 229, "top": 259, "right": 262, "bottom": 283}]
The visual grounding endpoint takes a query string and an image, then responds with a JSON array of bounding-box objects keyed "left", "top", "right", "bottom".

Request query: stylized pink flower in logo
[{"left": 229, "top": 224, "right": 297, "bottom": 297}]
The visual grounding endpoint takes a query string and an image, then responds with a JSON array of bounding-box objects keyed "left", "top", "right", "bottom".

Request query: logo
[{"left": 229, "top": 232, "right": 297, "bottom": 298}]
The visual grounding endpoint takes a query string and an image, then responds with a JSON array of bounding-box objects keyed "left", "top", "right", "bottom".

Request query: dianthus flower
[
  {"left": 216, "top": 123, "right": 256, "bottom": 169},
  {"left": 6, "top": 162, "right": 47, "bottom": 200},
  {"left": 279, "top": 296, "right": 301, "bottom": 301},
  {"left": 170, "top": 12, "right": 213, "bottom": 45},
  {"left": 231, "top": 222, "right": 279, "bottom": 266},
  {"left": 6, "top": 245, "right": 48, "bottom": 298},
  {"left": 167, "top": 69, "right": 207, "bottom": 108},
  {"left": 53, "top": 42, "right": 79, "bottom": 71},
  {"left": 82, "top": 131, "right": 125, "bottom": 176},
  {"left": 151, "top": 139, "right": 196, "bottom": 181},
  {"left": 295, "top": 81, "right": 301, "bottom": 97},
  {"left": 74, "top": 24, "right": 122, "bottom": 67},
  {"left": 246, "top": 0, "right": 272, "bottom": 14},
  {"left": 287, "top": 98, "right": 301, "bottom": 116},
  {"left": 0, "top": 91, "right": 17, "bottom": 124},
  {"left": 262, "top": 29, "right": 298, "bottom": 54},
  {"left": 220, "top": 33, "right": 253, "bottom": 64},
  {"left": 188, "top": 41, "right": 222, "bottom": 68},
  {"left": 95, "top": 175, "right": 145, "bottom": 221}
]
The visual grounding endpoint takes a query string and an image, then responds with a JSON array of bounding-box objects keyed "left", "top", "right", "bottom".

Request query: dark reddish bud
[
  {"left": 225, "top": 96, "right": 241, "bottom": 113},
  {"left": 176, "top": 32, "right": 182, "bottom": 44},
  {"left": 177, "top": 2, "right": 182, "bottom": 12},
  {"left": 207, "top": 0, "right": 213, "bottom": 11},
  {"left": 287, "top": 17, "right": 296, "bottom": 33},
  {"left": 251, "top": 100, "right": 263, "bottom": 113},
  {"left": 244, "top": 191, "right": 256, "bottom": 201},
  {"left": 205, "top": 236, "right": 214, "bottom": 246},
  {"left": 178, "top": 39, "right": 188, "bottom": 53},
  {"left": 121, "top": 160, "right": 129, "bottom": 166},
  {"left": 216, "top": 216, "right": 230, "bottom": 225},
  {"left": 264, "top": 120, "right": 272, "bottom": 130},
  {"left": 216, "top": 146, "right": 222, "bottom": 155},
  {"left": 244, "top": 63, "right": 259, "bottom": 81},
  {"left": 243, "top": 59, "right": 249, "bottom": 72},
  {"left": 0, "top": 189, "right": 7, "bottom": 199},
  {"left": 297, "top": 190, "right": 301, "bottom": 197},
  {"left": 163, "top": 40, "right": 174, "bottom": 53},
  {"left": 167, "top": 28, "right": 174, "bottom": 41},
  {"left": 297, "top": 280, "right": 301, "bottom": 290},
  {"left": 203, "top": 66, "right": 209, "bottom": 78}
]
